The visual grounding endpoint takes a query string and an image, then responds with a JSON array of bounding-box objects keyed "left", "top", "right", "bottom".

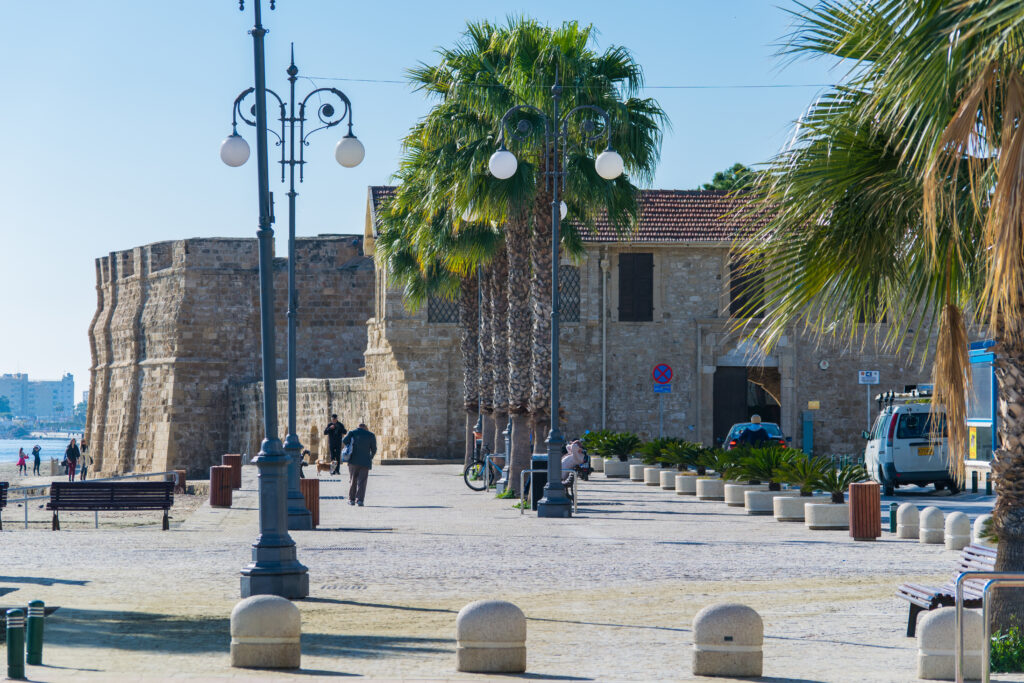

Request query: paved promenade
[{"left": 0, "top": 463, "right": 1013, "bottom": 681}]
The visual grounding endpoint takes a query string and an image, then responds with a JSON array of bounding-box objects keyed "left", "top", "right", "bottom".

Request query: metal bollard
[
  {"left": 26, "top": 600, "right": 44, "bottom": 665},
  {"left": 6, "top": 608, "right": 25, "bottom": 680},
  {"left": 986, "top": 477, "right": 992, "bottom": 495},
  {"left": 971, "top": 470, "right": 978, "bottom": 493},
  {"left": 889, "top": 502, "right": 898, "bottom": 533}
]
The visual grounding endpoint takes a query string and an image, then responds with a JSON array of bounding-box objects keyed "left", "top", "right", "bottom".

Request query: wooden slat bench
[
  {"left": 47, "top": 481, "right": 175, "bottom": 531},
  {"left": 0, "top": 482, "right": 7, "bottom": 530},
  {"left": 896, "top": 543, "right": 997, "bottom": 637}
]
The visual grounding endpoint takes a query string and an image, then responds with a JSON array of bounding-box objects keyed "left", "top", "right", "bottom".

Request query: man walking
[
  {"left": 343, "top": 422, "right": 377, "bottom": 506},
  {"left": 324, "top": 414, "right": 347, "bottom": 475}
]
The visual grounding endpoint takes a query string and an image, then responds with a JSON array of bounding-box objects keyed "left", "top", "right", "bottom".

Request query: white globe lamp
[
  {"left": 595, "top": 149, "right": 624, "bottom": 180},
  {"left": 335, "top": 134, "right": 365, "bottom": 168},
  {"left": 489, "top": 148, "right": 518, "bottom": 179},
  {"left": 559, "top": 201, "right": 568, "bottom": 220},
  {"left": 220, "top": 132, "right": 250, "bottom": 167}
]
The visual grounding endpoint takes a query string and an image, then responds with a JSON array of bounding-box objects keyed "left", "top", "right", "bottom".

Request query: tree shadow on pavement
[
  {"left": 0, "top": 576, "right": 89, "bottom": 586},
  {"left": 303, "top": 633, "right": 452, "bottom": 658}
]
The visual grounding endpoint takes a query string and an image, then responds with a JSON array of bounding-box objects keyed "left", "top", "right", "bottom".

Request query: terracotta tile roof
[{"left": 368, "top": 186, "right": 757, "bottom": 243}]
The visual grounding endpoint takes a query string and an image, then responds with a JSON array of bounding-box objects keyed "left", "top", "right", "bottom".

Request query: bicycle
[{"left": 463, "top": 440, "right": 503, "bottom": 491}]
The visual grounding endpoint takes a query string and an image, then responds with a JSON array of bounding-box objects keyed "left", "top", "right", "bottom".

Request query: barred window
[
  {"left": 560, "top": 265, "right": 580, "bottom": 323},
  {"left": 428, "top": 295, "right": 459, "bottom": 323}
]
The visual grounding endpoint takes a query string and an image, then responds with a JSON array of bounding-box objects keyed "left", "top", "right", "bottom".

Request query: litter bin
[
  {"left": 530, "top": 454, "right": 548, "bottom": 511},
  {"left": 849, "top": 481, "right": 881, "bottom": 541}
]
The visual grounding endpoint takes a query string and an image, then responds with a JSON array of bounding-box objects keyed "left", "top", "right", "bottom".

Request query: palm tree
[{"left": 740, "top": 0, "right": 1024, "bottom": 626}]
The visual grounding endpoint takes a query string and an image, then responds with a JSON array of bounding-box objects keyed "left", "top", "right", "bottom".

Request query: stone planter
[
  {"left": 744, "top": 490, "right": 796, "bottom": 516},
  {"left": 696, "top": 478, "right": 725, "bottom": 501},
  {"left": 805, "top": 502, "right": 849, "bottom": 530},
  {"left": 591, "top": 456, "right": 604, "bottom": 473},
  {"left": 629, "top": 457, "right": 644, "bottom": 465},
  {"left": 774, "top": 494, "right": 829, "bottom": 522},
  {"left": 660, "top": 469, "right": 678, "bottom": 489},
  {"left": 644, "top": 467, "right": 663, "bottom": 486},
  {"left": 629, "top": 464, "right": 647, "bottom": 481},
  {"left": 603, "top": 458, "right": 629, "bottom": 478},
  {"left": 724, "top": 483, "right": 768, "bottom": 507},
  {"left": 676, "top": 474, "right": 700, "bottom": 495}
]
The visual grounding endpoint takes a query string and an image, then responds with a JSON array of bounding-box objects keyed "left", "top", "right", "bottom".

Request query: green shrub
[
  {"left": 736, "top": 446, "right": 794, "bottom": 490},
  {"left": 594, "top": 432, "right": 642, "bottom": 461},
  {"left": 817, "top": 463, "right": 868, "bottom": 504},
  {"left": 637, "top": 437, "right": 687, "bottom": 465},
  {"left": 781, "top": 453, "right": 831, "bottom": 496},
  {"left": 582, "top": 429, "right": 614, "bottom": 454},
  {"left": 991, "top": 625, "right": 1024, "bottom": 673},
  {"left": 698, "top": 448, "right": 742, "bottom": 480},
  {"left": 659, "top": 441, "right": 703, "bottom": 471}
]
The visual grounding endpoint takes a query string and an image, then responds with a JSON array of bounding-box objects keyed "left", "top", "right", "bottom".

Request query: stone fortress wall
[{"left": 85, "top": 235, "right": 373, "bottom": 476}]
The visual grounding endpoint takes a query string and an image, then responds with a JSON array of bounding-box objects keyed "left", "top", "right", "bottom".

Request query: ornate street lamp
[
  {"left": 223, "top": 44, "right": 363, "bottom": 532},
  {"left": 490, "top": 73, "right": 623, "bottom": 518}
]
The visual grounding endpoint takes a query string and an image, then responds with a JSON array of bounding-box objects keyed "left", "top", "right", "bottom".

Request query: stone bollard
[
  {"left": 945, "top": 512, "right": 971, "bottom": 551},
  {"left": 973, "top": 513, "right": 994, "bottom": 548},
  {"left": 629, "top": 464, "right": 647, "bottom": 481},
  {"left": 455, "top": 600, "right": 526, "bottom": 673},
  {"left": 230, "top": 595, "right": 301, "bottom": 669},
  {"left": 917, "top": 607, "right": 982, "bottom": 680},
  {"left": 897, "top": 503, "right": 920, "bottom": 539},
  {"left": 692, "top": 603, "right": 763, "bottom": 678},
  {"left": 920, "top": 506, "right": 945, "bottom": 544}
]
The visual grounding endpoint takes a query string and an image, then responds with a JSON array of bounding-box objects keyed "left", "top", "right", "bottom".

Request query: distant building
[{"left": 0, "top": 373, "right": 75, "bottom": 418}]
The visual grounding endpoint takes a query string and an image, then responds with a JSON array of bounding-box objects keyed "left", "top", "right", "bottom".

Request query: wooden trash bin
[
  {"left": 210, "top": 465, "right": 233, "bottom": 508},
  {"left": 174, "top": 469, "right": 187, "bottom": 494},
  {"left": 300, "top": 478, "right": 320, "bottom": 528},
  {"left": 222, "top": 454, "right": 243, "bottom": 490},
  {"left": 849, "top": 481, "right": 881, "bottom": 541}
]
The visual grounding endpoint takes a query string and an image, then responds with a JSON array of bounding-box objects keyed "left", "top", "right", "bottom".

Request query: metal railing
[
  {"left": 955, "top": 570, "right": 1024, "bottom": 682},
  {"left": 7, "top": 470, "right": 181, "bottom": 530},
  {"left": 519, "top": 468, "right": 578, "bottom": 516}
]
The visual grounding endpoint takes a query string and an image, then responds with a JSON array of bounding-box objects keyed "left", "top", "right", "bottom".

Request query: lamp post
[
  {"left": 489, "top": 73, "right": 623, "bottom": 518},
  {"left": 223, "top": 45, "right": 364, "bottom": 532}
]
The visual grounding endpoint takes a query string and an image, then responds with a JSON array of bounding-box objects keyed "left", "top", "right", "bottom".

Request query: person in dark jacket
[
  {"left": 31, "top": 445, "right": 41, "bottom": 475},
  {"left": 324, "top": 414, "right": 347, "bottom": 475},
  {"left": 735, "top": 414, "right": 771, "bottom": 448},
  {"left": 65, "top": 438, "right": 81, "bottom": 482},
  {"left": 342, "top": 423, "right": 377, "bottom": 506}
]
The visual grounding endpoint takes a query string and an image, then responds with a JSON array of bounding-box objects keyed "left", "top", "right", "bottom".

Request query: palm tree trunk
[
  {"left": 989, "top": 340, "right": 1024, "bottom": 629},
  {"left": 529, "top": 185, "right": 553, "bottom": 447},
  {"left": 479, "top": 265, "right": 495, "bottom": 453},
  {"left": 506, "top": 209, "right": 532, "bottom": 494},
  {"left": 459, "top": 274, "right": 480, "bottom": 466},
  {"left": 490, "top": 243, "right": 510, "bottom": 458}
]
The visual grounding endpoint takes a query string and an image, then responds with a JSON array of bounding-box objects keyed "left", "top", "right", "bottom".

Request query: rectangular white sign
[{"left": 858, "top": 370, "right": 880, "bottom": 385}]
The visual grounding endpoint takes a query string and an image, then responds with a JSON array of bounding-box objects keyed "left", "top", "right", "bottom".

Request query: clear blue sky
[{"left": 0, "top": 1, "right": 837, "bottom": 399}]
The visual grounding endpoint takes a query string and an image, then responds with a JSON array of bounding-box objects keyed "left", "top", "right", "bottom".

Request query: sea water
[{"left": 0, "top": 438, "right": 76, "bottom": 463}]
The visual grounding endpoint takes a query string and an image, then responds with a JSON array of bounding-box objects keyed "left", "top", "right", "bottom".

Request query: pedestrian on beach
[
  {"left": 31, "top": 444, "right": 41, "bottom": 475},
  {"left": 80, "top": 444, "right": 92, "bottom": 480},
  {"left": 323, "top": 414, "right": 347, "bottom": 476},
  {"left": 343, "top": 422, "right": 376, "bottom": 506},
  {"left": 16, "top": 448, "right": 28, "bottom": 475},
  {"left": 65, "top": 438, "right": 81, "bottom": 482}
]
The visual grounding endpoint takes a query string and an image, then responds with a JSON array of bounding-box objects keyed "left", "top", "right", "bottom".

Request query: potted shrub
[
  {"left": 660, "top": 441, "right": 701, "bottom": 493},
  {"left": 695, "top": 449, "right": 737, "bottom": 501},
  {"left": 774, "top": 454, "right": 831, "bottom": 521},
  {"left": 739, "top": 447, "right": 797, "bottom": 514},
  {"left": 582, "top": 430, "right": 613, "bottom": 473},
  {"left": 805, "top": 463, "right": 868, "bottom": 530},
  {"left": 597, "top": 432, "right": 641, "bottom": 478}
]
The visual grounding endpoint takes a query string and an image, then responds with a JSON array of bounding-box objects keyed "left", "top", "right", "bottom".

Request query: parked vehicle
[
  {"left": 723, "top": 422, "right": 787, "bottom": 450},
  {"left": 862, "top": 390, "right": 955, "bottom": 496}
]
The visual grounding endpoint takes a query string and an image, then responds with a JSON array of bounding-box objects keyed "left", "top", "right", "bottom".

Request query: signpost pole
[
  {"left": 659, "top": 394, "right": 664, "bottom": 439},
  {"left": 866, "top": 385, "right": 871, "bottom": 430}
]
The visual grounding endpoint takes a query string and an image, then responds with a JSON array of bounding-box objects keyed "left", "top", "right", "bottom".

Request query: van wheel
[
  {"left": 935, "top": 482, "right": 946, "bottom": 491},
  {"left": 883, "top": 482, "right": 895, "bottom": 496},
  {"left": 947, "top": 481, "right": 960, "bottom": 495}
]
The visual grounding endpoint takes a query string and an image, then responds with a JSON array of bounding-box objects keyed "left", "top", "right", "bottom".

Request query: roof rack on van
[{"left": 875, "top": 388, "right": 933, "bottom": 409}]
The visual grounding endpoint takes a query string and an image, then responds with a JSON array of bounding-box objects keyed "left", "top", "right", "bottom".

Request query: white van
[{"left": 863, "top": 392, "right": 956, "bottom": 496}]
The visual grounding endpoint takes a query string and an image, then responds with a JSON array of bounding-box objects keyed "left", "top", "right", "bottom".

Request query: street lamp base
[
  {"left": 240, "top": 566, "right": 310, "bottom": 600},
  {"left": 287, "top": 505, "right": 313, "bottom": 531},
  {"left": 537, "top": 491, "right": 572, "bottom": 518}
]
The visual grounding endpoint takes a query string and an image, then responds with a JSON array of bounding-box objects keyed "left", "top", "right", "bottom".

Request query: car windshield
[
  {"left": 728, "top": 423, "right": 783, "bottom": 440},
  {"left": 896, "top": 412, "right": 947, "bottom": 440}
]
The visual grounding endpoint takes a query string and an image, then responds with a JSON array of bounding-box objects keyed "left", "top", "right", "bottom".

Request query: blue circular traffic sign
[{"left": 653, "top": 364, "right": 672, "bottom": 384}]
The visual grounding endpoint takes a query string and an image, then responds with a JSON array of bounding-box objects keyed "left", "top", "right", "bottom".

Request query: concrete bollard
[
  {"left": 629, "top": 464, "right": 647, "bottom": 481},
  {"left": 897, "top": 503, "right": 920, "bottom": 539},
  {"left": 917, "top": 607, "right": 982, "bottom": 680},
  {"left": 230, "top": 595, "right": 301, "bottom": 669},
  {"left": 920, "top": 506, "right": 945, "bottom": 544},
  {"left": 973, "top": 513, "right": 994, "bottom": 548},
  {"left": 659, "top": 469, "right": 677, "bottom": 489},
  {"left": 944, "top": 512, "right": 971, "bottom": 551},
  {"left": 692, "top": 603, "right": 763, "bottom": 678},
  {"left": 6, "top": 608, "right": 25, "bottom": 680},
  {"left": 455, "top": 600, "right": 526, "bottom": 673},
  {"left": 26, "top": 600, "right": 44, "bottom": 666}
]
